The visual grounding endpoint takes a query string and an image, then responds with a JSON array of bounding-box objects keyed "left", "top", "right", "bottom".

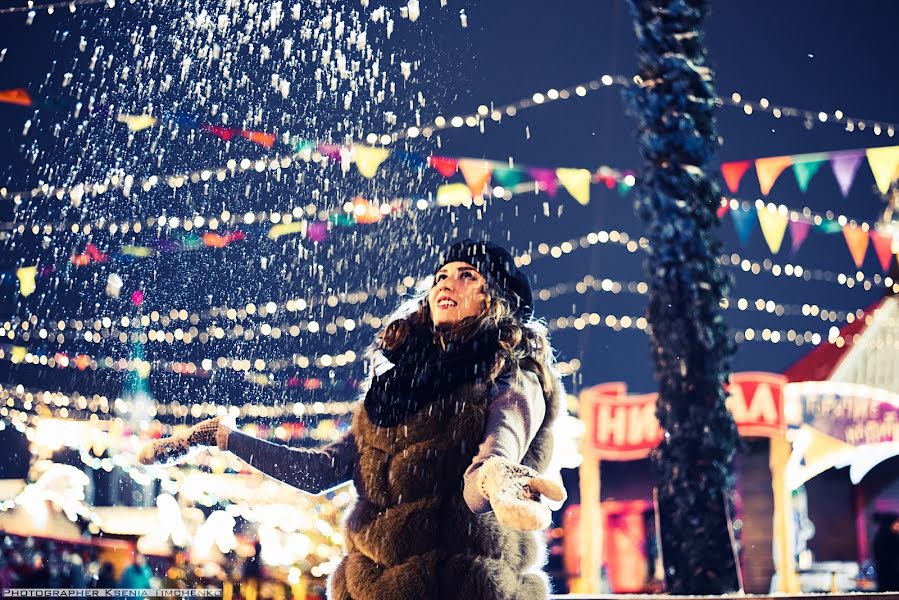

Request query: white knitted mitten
[
  {"left": 138, "top": 417, "right": 231, "bottom": 465},
  {"left": 476, "top": 456, "right": 567, "bottom": 531}
]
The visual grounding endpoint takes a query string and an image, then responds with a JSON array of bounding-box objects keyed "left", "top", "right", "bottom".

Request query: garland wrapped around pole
[{"left": 623, "top": 0, "right": 742, "bottom": 594}]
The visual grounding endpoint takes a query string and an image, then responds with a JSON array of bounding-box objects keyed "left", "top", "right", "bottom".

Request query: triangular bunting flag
[
  {"left": 493, "top": 167, "right": 524, "bottom": 189},
  {"left": 391, "top": 150, "right": 427, "bottom": 169},
  {"left": 755, "top": 155, "right": 793, "bottom": 196},
  {"left": 870, "top": 231, "right": 895, "bottom": 272},
  {"left": 293, "top": 138, "right": 316, "bottom": 153},
  {"left": 730, "top": 208, "right": 757, "bottom": 246},
  {"left": 721, "top": 161, "right": 751, "bottom": 193},
  {"left": 16, "top": 266, "right": 37, "bottom": 297},
  {"left": 172, "top": 112, "right": 197, "bottom": 128},
  {"left": 354, "top": 146, "right": 390, "bottom": 179},
  {"left": 307, "top": 221, "right": 328, "bottom": 242},
  {"left": 616, "top": 181, "right": 634, "bottom": 196},
  {"left": 205, "top": 125, "right": 236, "bottom": 141},
  {"left": 555, "top": 168, "right": 591, "bottom": 205},
  {"left": 242, "top": 130, "right": 276, "bottom": 148},
  {"left": 842, "top": 224, "right": 870, "bottom": 268},
  {"left": 817, "top": 219, "right": 843, "bottom": 234},
  {"left": 0, "top": 88, "right": 32, "bottom": 107},
  {"left": 436, "top": 183, "right": 472, "bottom": 207},
  {"left": 317, "top": 143, "right": 342, "bottom": 160},
  {"left": 528, "top": 168, "right": 558, "bottom": 196},
  {"left": 429, "top": 156, "right": 458, "bottom": 177},
  {"left": 756, "top": 208, "right": 789, "bottom": 253},
  {"left": 268, "top": 221, "right": 306, "bottom": 240},
  {"left": 10, "top": 347, "right": 27, "bottom": 364},
  {"left": 788, "top": 220, "right": 811, "bottom": 255},
  {"left": 830, "top": 150, "right": 864, "bottom": 198},
  {"left": 791, "top": 154, "right": 827, "bottom": 193},
  {"left": 457, "top": 159, "right": 493, "bottom": 197},
  {"left": 865, "top": 145, "right": 899, "bottom": 194},
  {"left": 116, "top": 114, "right": 158, "bottom": 132}
]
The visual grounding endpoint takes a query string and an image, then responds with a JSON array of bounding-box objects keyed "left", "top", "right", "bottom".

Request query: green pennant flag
[
  {"left": 817, "top": 219, "right": 843, "bottom": 234},
  {"left": 616, "top": 181, "right": 633, "bottom": 196},
  {"left": 329, "top": 213, "right": 355, "bottom": 227},
  {"left": 492, "top": 167, "right": 524, "bottom": 189},
  {"left": 180, "top": 233, "right": 202, "bottom": 249},
  {"left": 293, "top": 138, "right": 316, "bottom": 153},
  {"left": 791, "top": 154, "right": 827, "bottom": 193}
]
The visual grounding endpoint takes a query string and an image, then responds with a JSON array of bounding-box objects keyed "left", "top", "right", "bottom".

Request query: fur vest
[{"left": 328, "top": 368, "right": 563, "bottom": 600}]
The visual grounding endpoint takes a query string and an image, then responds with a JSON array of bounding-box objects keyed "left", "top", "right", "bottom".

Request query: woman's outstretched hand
[
  {"left": 477, "top": 456, "right": 567, "bottom": 532},
  {"left": 138, "top": 417, "right": 230, "bottom": 466}
]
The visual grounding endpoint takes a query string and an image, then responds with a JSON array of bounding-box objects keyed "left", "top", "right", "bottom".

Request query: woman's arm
[
  {"left": 225, "top": 428, "right": 356, "bottom": 495},
  {"left": 462, "top": 368, "right": 547, "bottom": 514}
]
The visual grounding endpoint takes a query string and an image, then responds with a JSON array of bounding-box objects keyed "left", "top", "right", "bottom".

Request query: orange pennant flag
[
  {"left": 457, "top": 159, "right": 493, "bottom": 197},
  {"left": 0, "top": 88, "right": 32, "bottom": 107},
  {"left": 241, "top": 130, "right": 276, "bottom": 148},
  {"left": 755, "top": 156, "right": 793, "bottom": 196},
  {"left": 870, "top": 232, "right": 895, "bottom": 272},
  {"left": 842, "top": 224, "right": 870, "bottom": 269}
]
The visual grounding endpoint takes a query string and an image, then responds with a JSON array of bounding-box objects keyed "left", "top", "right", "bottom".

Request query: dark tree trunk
[{"left": 624, "top": 0, "right": 742, "bottom": 593}]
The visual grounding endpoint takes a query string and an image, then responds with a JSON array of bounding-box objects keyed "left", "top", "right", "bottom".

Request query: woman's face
[{"left": 428, "top": 261, "right": 488, "bottom": 326}]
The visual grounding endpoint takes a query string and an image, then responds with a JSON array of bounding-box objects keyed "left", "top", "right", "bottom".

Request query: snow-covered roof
[
  {"left": 829, "top": 295, "right": 899, "bottom": 394},
  {"left": 784, "top": 294, "right": 899, "bottom": 395}
]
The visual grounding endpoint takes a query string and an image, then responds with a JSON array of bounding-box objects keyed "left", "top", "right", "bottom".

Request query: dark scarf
[{"left": 364, "top": 322, "right": 501, "bottom": 427}]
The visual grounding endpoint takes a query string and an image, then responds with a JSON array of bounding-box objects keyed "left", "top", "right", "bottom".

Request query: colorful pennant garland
[
  {"left": 722, "top": 145, "right": 899, "bottom": 197},
  {"left": 722, "top": 202, "right": 898, "bottom": 272}
]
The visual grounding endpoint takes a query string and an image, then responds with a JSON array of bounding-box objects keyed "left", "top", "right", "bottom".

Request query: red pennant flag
[
  {"left": 85, "top": 243, "right": 108, "bottom": 263},
  {"left": 0, "top": 88, "right": 32, "bottom": 107},
  {"left": 870, "top": 232, "right": 895, "bottom": 272},
  {"left": 429, "top": 156, "right": 458, "bottom": 177},
  {"left": 204, "top": 125, "right": 236, "bottom": 141},
  {"left": 721, "top": 161, "right": 751, "bottom": 193},
  {"left": 843, "top": 225, "right": 870, "bottom": 269},
  {"left": 716, "top": 203, "right": 730, "bottom": 219},
  {"left": 241, "top": 130, "right": 276, "bottom": 148}
]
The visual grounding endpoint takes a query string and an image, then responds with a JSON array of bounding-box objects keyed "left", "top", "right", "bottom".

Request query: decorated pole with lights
[{"left": 623, "top": 0, "right": 742, "bottom": 593}]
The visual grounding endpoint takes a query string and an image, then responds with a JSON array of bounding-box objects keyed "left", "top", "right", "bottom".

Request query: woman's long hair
[{"left": 368, "top": 278, "right": 558, "bottom": 399}]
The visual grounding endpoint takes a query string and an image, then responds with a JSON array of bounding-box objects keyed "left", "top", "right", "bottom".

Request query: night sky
[{"left": 0, "top": 0, "right": 896, "bottom": 430}]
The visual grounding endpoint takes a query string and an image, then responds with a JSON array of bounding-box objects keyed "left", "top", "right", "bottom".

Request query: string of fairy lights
[
  {"left": 4, "top": 185, "right": 891, "bottom": 344},
  {"left": 2, "top": 263, "right": 868, "bottom": 358},
  {"left": 0, "top": 0, "right": 113, "bottom": 16},
  {"left": 373, "top": 74, "right": 899, "bottom": 143}
]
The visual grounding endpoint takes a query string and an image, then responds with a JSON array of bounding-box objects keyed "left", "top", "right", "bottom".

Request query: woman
[{"left": 140, "top": 239, "right": 567, "bottom": 599}]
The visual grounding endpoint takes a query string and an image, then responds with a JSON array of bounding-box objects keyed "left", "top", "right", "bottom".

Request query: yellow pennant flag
[
  {"left": 865, "top": 145, "right": 899, "bottom": 194},
  {"left": 436, "top": 183, "right": 472, "bottom": 207},
  {"left": 354, "top": 146, "right": 390, "bottom": 179},
  {"left": 10, "top": 346, "right": 27, "bottom": 364},
  {"left": 116, "top": 114, "right": 158, "bottom": 132},
  {"left": 755, "top": 155, "right": 793, "bottom": 196},
  {"left": 756, "top": 207, "right": 788, "bottom": 254},
  {"left": 556, "top": 168, "right": 592, "bottom": 205},
  {"left": 16, "top": 266, "right": 37, "bottom": 297},
  {"left": 268, "top": 221, "right": 307, "bottom": 240},
  {"left": 457, "top": 159, "right": 493, "bottom": 197},
  {"left": 121, "top": 245, "right": 154, "bottom": 257}
]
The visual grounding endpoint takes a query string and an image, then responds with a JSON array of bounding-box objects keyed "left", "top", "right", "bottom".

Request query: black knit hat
[{"left": 437, "top": 239, "right": 533, "bottom": 318}]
